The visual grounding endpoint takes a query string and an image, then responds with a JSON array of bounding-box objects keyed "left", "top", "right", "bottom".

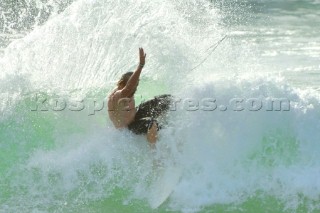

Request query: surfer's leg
[{"left": 147, "top": 121, "right": 158, "bottom": 145}]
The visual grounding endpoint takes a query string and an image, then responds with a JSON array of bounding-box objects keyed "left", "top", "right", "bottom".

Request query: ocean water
[{"left": 0, "top": 0, "right": 320, "bottom": 212}]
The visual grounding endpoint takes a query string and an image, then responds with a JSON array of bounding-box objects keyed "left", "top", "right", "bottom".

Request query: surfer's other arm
[{"left": 120, "top": 48, "right": 146, "bottom": 97}]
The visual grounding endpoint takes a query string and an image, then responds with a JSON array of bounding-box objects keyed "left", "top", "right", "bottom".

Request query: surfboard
[{"left": 148, "top": 166, "right": 182, "bottom": 209}]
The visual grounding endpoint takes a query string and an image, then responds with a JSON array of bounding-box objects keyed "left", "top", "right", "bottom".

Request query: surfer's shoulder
[{"left": 109, "top": 88, "right": 120, "bottom": 99}]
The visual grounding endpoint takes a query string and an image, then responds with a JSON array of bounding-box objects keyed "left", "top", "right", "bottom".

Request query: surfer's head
[
  {"left": 117, "top": 72, "right": 133, "bottom": 89},
  {"left": 117, "top": 72, "right": 138, "bottom": 97}
]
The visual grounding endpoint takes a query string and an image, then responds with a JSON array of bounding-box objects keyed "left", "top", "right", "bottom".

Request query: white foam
[{"left": 1, "top": 0, "right": 320, "bottom": 212}]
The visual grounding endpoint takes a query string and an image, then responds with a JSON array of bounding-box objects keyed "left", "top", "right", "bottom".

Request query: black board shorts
[{"left": 128, "top": 94, "right": 172, "bottom": 135}]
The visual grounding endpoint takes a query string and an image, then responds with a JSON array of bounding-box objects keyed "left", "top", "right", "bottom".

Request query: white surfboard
[{"left": 148, "top": 166, "right": 182, "bottom": 209}]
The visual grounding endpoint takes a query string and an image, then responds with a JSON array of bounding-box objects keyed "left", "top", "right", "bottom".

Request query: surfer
[{"left": 108, "top": 48, "right": 171, "bottom": 144}]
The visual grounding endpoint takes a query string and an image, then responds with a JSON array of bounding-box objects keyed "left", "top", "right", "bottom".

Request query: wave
[{"left": 0, "top": 0, "right": 319, "bottom": 212}]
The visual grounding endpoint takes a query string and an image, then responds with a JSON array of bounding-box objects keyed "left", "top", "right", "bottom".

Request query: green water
[{"left": 1, "top": 0, "right": 320, "bottom": 212}]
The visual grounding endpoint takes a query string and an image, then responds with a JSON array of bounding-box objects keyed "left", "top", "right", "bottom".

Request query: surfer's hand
[{"left": 139, "top": 47, "right": 146, "bottom": 66}]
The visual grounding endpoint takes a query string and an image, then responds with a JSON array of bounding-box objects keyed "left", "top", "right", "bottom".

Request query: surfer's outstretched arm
[{"left": 120, "top": 48, "right": 146, "bottom": 97}]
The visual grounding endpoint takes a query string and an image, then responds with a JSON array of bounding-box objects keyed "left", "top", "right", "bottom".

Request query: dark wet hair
[{"left": 117, "top": 72, "right": 133, "bottom": 88}]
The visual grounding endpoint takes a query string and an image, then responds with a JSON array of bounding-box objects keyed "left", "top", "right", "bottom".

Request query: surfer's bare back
[{"left": 108, "top": 48, "right": 172, "bottom": 145}]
